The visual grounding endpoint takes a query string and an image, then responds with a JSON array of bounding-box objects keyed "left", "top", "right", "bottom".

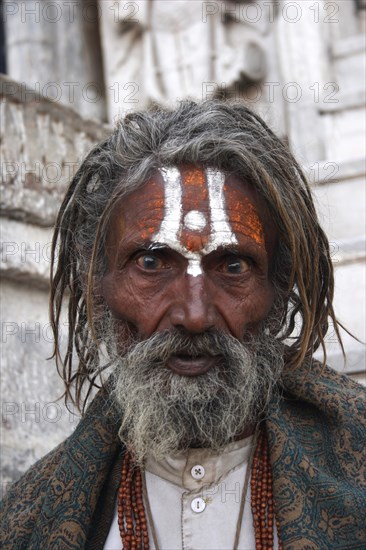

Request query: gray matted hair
[{"left": 50, "top": 100, "right": 343, "bottom": 412}]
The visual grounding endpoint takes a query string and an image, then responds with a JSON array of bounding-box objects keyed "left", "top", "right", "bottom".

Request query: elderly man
[{"left": 1, "top": 101, "right": 365, "bottom": 549}]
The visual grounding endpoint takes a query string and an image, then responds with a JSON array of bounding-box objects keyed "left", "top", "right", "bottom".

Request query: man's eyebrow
[
  {"left": 205, "top": 245, "right": 257, "bottom": 256},
  {"left": 119, "top": 240, "right": 172, "bottom": 254},
  {"left": 145, "top": 242, "right": 171, "bottom": 251},
  {"left": 210, "top": 245, "right": 242, "bottom": 254}
]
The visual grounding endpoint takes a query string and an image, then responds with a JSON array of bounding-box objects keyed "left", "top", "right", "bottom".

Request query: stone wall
[
  {"left": 0, "top": 75, "right": 109, "bottom": 493},
  {"left": 3, "top": 0, "right": 107, "bottom": 121}
]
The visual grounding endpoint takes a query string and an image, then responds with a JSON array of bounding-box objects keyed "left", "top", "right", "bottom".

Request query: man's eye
[
  {"left": 220, "top": 258, "right": 250, "bottom": 274},
  {"left": 136, "top": 254, "right": 165, "bottom": 270}
]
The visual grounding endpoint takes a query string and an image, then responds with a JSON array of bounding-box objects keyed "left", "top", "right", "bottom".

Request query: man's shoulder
[
  {"left": 0, "top": 440, "right": 67, "bottom": 546},
  {"left": 284, "top": 360, "right": 365, "bottom": 399},
  {"left": 268, "top": 362, "right": 366, "bottom": 548},
  {"left": 272, "top": 360, "right": 366, "bottom": 469},
  {"left": 0, "top": 389, "right": 121, "bottom": 548}
]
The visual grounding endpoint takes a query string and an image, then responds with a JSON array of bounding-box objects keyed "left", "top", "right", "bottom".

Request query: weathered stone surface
[
  {"left": 312, "top": 174, "right": 365, "bottom": 361},
  {"left": 4, "top": 0, "right": 107, "bottom": 121},
  {"left": 333, "top": 261, "right": 366, "bottom": 345},
  {"left": 314, "top": 176, "right": 366, "bottom": 244},
  {"left": 1, "top": 280, "right": 79, "bottom": 491},
  {"left": 275, "top": 0, "right": 331, "bottom": 164},
  {"left": 99, "top": 0, "right": 280, "bottom": 121},
  {"left": 307, "top": 157, "right": 366, "bottom": 185},
  {"left": 0, "top": 75, "right": 110, "bottom": 226},
  {"left": 328, "top": 0, "right": 359, "bottom": 40},
  {"left": 322, "top": 107, "right": 366, "bottom": 163},
  {"left": 0, "top": 218, "right": 53, "bottom": 289},
  {"left": 315, "top": 260, "right": 366, "bottom": 376},
  {"left": 0, "top": 75, "right": 109, "bottom": 489},
  {"left": 332, "top": 34, "right": 366, "bottom": 94}
]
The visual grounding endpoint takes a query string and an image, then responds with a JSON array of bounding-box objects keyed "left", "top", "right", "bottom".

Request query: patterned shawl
[{"left": 1, "top": 362, "right": 365, "bottom": 549}]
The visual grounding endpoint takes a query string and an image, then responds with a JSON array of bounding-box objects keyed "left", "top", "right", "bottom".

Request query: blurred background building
[{"left": 1, "top": 0, "right": 365, "bottom": 487}]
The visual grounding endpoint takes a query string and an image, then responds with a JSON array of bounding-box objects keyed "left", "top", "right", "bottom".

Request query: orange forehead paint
[
  {"left": 137, "top": 178, "right": 164, "bottom": 241},
  {"left": 181, "top": 166, "right": 208, "bottom": 208},
  {"left": 149, "top": 166, "right": 264, "bottom": 276},
  {"left": 225, "top": 186, "right": 265, "bottom": 246},
  {"left": 180, "top": 167, "right": 209, "bottom": 253}
]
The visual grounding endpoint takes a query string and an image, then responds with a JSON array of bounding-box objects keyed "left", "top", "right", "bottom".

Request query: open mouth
[{"left": 166, "top": 354, "right": 217, "bottom": 376}]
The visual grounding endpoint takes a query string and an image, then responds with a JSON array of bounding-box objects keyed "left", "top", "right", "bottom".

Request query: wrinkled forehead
[{"left": 109, "top": 165, "right": 276, "bottom": 256}]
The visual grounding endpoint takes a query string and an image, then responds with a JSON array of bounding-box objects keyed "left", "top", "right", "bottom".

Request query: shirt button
[
  {"left": 191, "top": 497, "right": 206, "bottom": 513},
  {"left": 191, "top": 465, "right": 205, "bottom": 480}
]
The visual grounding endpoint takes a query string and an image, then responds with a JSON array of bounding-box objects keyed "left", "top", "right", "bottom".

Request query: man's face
[
  {"left": 102, "top": 165, "right": 276, "bottom": 373},
  {"left": 100, "top": 165, "right": 282, "bottom": 461}
]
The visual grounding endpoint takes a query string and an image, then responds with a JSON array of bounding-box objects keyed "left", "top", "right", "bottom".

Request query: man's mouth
[{"left": 166, "top": 354, "right": 217, "bottom": 376}]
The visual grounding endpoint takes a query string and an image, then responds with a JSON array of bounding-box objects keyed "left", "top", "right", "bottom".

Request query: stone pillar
[
  {"left": 99, "top": 0, "right": 279, "bottom": 123},
  {"left": 329, "top": 0, "right": 359, "bottom": 39},
  {"left": 3, "top": 0, "right": 107, "bottom": 121},
  {"left": 0, "top": 75, "right": 110, "bottom": 489},
  {"left": 4, "top": 0, "right": 57, "bottom": 85},
  {"left": 276, "top": 0, "right": 331, "bottom": 163}
]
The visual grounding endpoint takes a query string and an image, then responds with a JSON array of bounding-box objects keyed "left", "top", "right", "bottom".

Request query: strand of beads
[
  {"left": 251, "top": 427, "right": 283, "bottom": 550},
  {"left": 119, "top": 426, "right": 281, "bottom": 549},
  {"left": 118, "top": 451, "right": 149, "bottom": 549}
]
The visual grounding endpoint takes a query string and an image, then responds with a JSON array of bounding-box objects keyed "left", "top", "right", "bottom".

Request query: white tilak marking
[
  {"left": 205, "top": 169, "right": 238, "bottom": 251},
  {"left": 153, "top": 167, "right": 236, "bottom": 277},
  {"left": 154, "top": 166, "right": 182, "bottom": 242},
  {"left": 184, "top": 210, "right": 207, "bottom": 231},
  {"left": 153, "top": 167, "right": 204, "bottom": 276}
]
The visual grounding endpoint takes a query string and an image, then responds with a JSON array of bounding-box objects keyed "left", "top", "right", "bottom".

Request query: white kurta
[{"left": 104, "top": 436, "right": 279, "bottom": 549}]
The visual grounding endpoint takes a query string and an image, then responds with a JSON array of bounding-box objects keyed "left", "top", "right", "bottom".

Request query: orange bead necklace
[
  {"left": 118, "top": 425, "right": 283, "bottom": 550},
  {"left": 118, "top": 449, "right": 149, "bottom": 549},
  {"left": 251, "top": 426, "right": 283, "bottom": 550}
]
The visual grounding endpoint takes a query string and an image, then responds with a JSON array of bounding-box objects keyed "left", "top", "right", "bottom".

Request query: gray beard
[{"left": 110, "top": 328, "right": 284, "bottom": 465}]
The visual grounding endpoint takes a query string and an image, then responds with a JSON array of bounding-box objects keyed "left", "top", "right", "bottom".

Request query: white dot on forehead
[{"left": 183, "top": 210, "right": 207, "bottom": 232}]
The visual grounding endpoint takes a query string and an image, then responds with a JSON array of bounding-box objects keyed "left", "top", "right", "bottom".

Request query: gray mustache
[{"left": 125, "top": 329, "right": 242, "bottom": 363}]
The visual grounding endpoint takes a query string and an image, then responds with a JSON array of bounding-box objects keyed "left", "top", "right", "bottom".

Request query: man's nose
[{"left": 169, "top": 275, "right": 216, "bottom": 334}]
